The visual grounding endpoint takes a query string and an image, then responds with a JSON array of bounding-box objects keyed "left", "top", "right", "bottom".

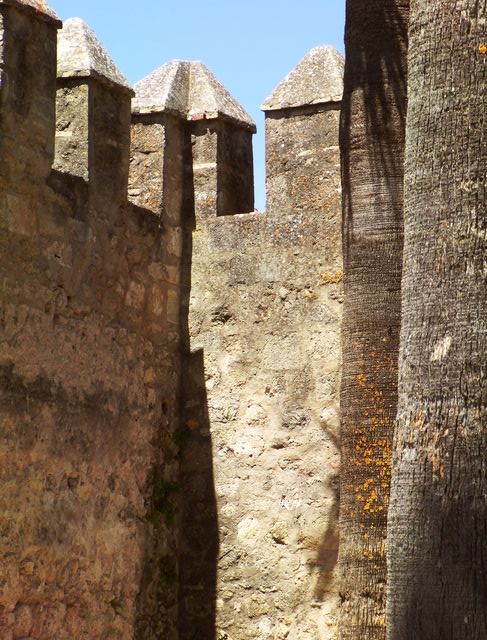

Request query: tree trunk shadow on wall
[
  {"left": 310, "top": 425, "right": 340, "bottom": 602},
  {"left": 177, "top": 154, "right": 219, "bottom": 640}
]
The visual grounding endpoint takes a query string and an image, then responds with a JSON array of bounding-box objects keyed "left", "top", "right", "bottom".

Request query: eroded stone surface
[
  {"left": 1, "top": 10, "right": 342, "bottom": 638},
  {"left": 57, "top": 17, "right": 132, "bottom": 90},
  {"left": 0, "top": 7, "right": 179, "bottom": 639},
  {"left": 184, "top": 205, "right": 343, "bottom": 640},
  {"left": 134, "top": 60, "right": 255, "bottom": 130},
  {"left": 265, "top": 106, "right": 341, "bottom": 214},
  {"left": 133, "top": 60, "right": 190, "bottom": 117},
  {"left": 262, "top": 45, "right": 344, "bottom": 111},
  {"left": 0, "top": 0, "right": 60, "bottom": 24},
  {"left": 187, "top": 61, "right": 255, "bottom": 130}
]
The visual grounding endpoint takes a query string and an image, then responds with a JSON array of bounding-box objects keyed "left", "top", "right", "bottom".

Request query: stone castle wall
[
  {"left": 0, "top": 2, "right": 344, "bottom": 639},
  {"left": 0, "top": 5, "right": 180, "bottom": 638}
]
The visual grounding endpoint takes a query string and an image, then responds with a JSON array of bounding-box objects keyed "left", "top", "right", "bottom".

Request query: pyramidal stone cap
[
  {"left": 57, "top": 18, "right": 133, "bottom": 93},
  {"left": 0, "top": 0, "right": 61, "bottom": 24},
  {"left": 133, "top": 59, "right": 256, "bottom": 132},
  {"left": 262, "top": 45, "right": 344, "bottom": 111},
  {"left": 133, "top": 60, "right": 190, "bottom": 117}
]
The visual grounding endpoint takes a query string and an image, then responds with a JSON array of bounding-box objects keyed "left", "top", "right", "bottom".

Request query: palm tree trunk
[
  {"left": 338, "top": 1, "right": 409, "bottom": 638},
  {"left": 387, "top": 2, "right": 487, "bottom": 638}
]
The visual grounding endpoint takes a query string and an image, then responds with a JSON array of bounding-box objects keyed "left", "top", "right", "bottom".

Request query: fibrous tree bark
[
  {"left": 387, "top": 2, "right": 487, "bottom": 638},
  {"left": 338, "top": 1, "right": 409, "bottom": 637}
]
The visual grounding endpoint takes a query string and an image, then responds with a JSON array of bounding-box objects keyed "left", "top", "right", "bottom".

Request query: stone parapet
[
  {"left": 184, "top": 203, "right": 343, "bottom": 640},
  {"left": 0, "top": 5, "right": 180, "bottom": 638},
  {"left": 0, "top": 5, "right": 344, "bottom": 636},
  {"left": 0, "top": 0, "right": 61, "bottom": 24},
  {"left": 0, "top": 1, "right": 60, "bottom": 181}
]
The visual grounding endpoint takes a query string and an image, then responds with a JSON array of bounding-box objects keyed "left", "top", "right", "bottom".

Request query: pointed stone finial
[
  {"left": 132, "top": 60, "right": 190, "bottom": 117},
  {"left": 57, "top": 17, "right": 132, "bottom": 92},
  {"left": 186, "top": 62, "right": 255, "bottom": 131},
  {"left": 133, "top": 60, "right": 255, "bottom": 131},
  {"left": 262, "top": 45, "right": 344, "bottom": 111},
  {"left": 262, "top": 45, "right": 343, "bottom": 214},
  {"left": 0, "top": 0, "right": 61, "bottom": 24}
]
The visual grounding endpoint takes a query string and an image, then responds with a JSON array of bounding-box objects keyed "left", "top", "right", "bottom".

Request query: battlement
[
  {"left": 0, "top": 0, "right": 343, "bottom": 221},
  {"left": 0, "top": 2, "right": 345, "bottom": 638}
]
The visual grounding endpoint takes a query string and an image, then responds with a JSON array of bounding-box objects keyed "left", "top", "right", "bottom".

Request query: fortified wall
[{"left": 0, "top": 2, "right": 343, "bottom": 639}]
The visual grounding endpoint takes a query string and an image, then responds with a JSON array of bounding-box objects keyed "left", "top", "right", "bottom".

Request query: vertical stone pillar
[
  {"left": 262, "top": 45, "right": 344, "bottom": 214},
  {"left": 130, "top": 60, "right": 189, "bottom": 225},
  {"left": 0, "top": 0, "right": 61, "bottom": 180},
  {"left": 187, "top": 62, "right": 255, "bottom": 224},
  {"left": 55, "top": 18, "right": 133, "bottom": 206},
  {"left": 131, "top": 59, "right": 255, "bottom": 226}
]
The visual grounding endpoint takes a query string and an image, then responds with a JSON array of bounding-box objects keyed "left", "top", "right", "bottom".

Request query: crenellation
[
  {"left": 0, "top": 0, "right": 61, "bottom": 25},
  {"left": 0, "top": 1, "right": 59, "bottom": 181},
  {"left": 55, "top": 18, "right": 133, "bottom": 204},
  {"left": 133, "top": 59, "right": 255, "bottom": 227},
  {"left": 129, "top": 112, "right": 188, "bottom": 224},
  {"left": 54, "top": 80, "right": 90, "bottom": 179},
  {"left": 0, "top": 3, "right": 345, "bottom": 638},
  {"left": 262, "top": 45, "right": 343, "bottom": 214}
]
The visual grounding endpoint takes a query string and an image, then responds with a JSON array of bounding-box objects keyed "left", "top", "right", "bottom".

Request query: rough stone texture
[
  {"left": 265, "top": 106, "right": 341, "bottom": 214},
  {"left": 0, "top": 0, "right": 60, "bottom": 24},
  {"left": 57, "top": 18, "right": 132, "bottom": 91},
  {"left": 0, "top": 7, "right": 180, "bottom": 639},
  {"left": 134, "top": 60, "right": 255, "bottom": 131},
  {"left": 132, "top": 64, "right": 255, "bottom": 224},
  {"left": 262, "top": 45, "right": 344, "bottom": 111},
  {"left": 263, "top": 48, "right": 343, "bottom": 215},
  {"left": 54, "top": 82, "right": 90, "bottom": 179},
  {"left": 129, "top": 113, "right": 188, "bottom": 222},
  {"left": 0, "top": 3, "right": 58, "bottom": 180},
  {"left": 55, "top": 24, "right": 132, "bottom": 204},
  {"left": 1, "top": 7, "right": 343, "bottom": 637},
  {"left": 177, "top": 48, "right": 343, "bottom": 640},
  {"left": 133, "top": 60, "right": 190, "bottom": 118},
  {"left": 190, "top": 120, "right": 255, "bottom": 223},
  {"left": 187, "top": 62, "right": 254, "bottom": 130},
  {"left": 185, "top": 207, "right": 342, "bottom": 640}
]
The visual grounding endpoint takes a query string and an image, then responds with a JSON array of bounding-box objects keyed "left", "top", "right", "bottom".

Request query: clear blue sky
[{"left": 49, "top": 1, "right": 345, "bottom": 210}]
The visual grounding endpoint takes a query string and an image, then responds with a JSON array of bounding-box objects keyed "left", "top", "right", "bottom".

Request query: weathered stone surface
[
  {"left": 55, "top": 18, "right": 132, "bottom": 201},
  {"left": 179, "top": 47, "right": 343, "bottom": 639},
  {"left": 0, "top": 0, "right": 60, "bottom": 24},
  {"left": 1, "top": 12, "right": 342, "bottom": 639},
  {"left": 54, "top": 83, "right": 90, "bottom": 179},
  {"left": 187, "top": 61, "right": 255, "bottom": 130},
  {"left": 132, "top": 60, "right": 255, "bottom": 223},
  {"left": 0, "top": 0, "right": 58, "bottom": 179},
  {"left": 57, "top": 17, "right": 132, "bottom": 91},
  {"left": 185, "top": 204, "right": 342, "bottom": 640},
  {"left": 263, "top": 46, "right": 343, "bottom": 214},
  {"left": 190, "top": 119, "right": 254, "bottom": 221},
  {"left": 0, "top": 8, "right": 180, "bottom": 640},
  {"left": 134, "top": 60, "right": 255, "bottom": 131},
  {"left": 262, "top": 45, "right": 344, "bottom": 111},
  {"left": 133, "top": 60, "right": 190, "bottom": 117},
  {"left": 265, "top": 106, "right": 341, "bottom": 214}
]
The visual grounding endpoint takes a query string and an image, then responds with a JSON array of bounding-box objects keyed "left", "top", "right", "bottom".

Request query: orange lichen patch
[
  {"left": 356, "top": 372, "right": 367, "bottom": 387},
  {"left": 319, "top": 269, "right": 343, "bottom": 285},
  {"left": 479, "top": 43, "right": 487, "bottom": 54},
  {"left": 303, "top": 289, "right": 317, "bottom": 300}
]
